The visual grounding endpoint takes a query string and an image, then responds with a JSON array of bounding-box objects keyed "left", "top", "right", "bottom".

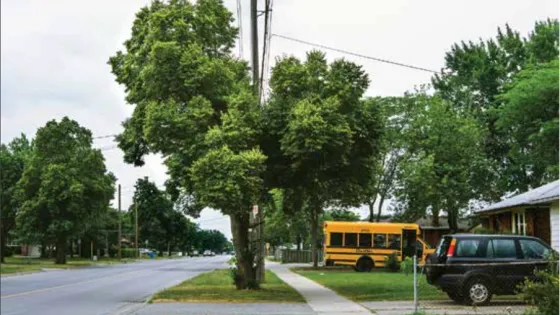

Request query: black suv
[{"left": 425, "top": 234, "right": 553, "bottom": 305}]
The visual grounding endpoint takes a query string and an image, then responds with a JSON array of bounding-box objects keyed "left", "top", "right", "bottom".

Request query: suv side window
[
  {"left": 455, "top": 239, "right": 483, "bottom": 257},
  {"left": 519, "top": 239, "right": 550, "bottom": 259},
  {"left": 488, "top": 239, "right": 517, "bottom": 258}
]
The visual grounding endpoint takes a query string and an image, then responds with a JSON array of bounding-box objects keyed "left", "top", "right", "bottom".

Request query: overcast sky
[{"left": 2, "top": 0, "right": 558, "bottom": 240}]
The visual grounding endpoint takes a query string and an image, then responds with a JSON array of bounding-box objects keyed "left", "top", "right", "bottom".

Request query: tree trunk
[
  {"left": 368, "top": 202, "right": 375, "bottom": 222},
  {"left": 311, "top": 207, "right": 319, "bottom": 268},
  {"left": 230, "top": 213, "right": 258, "bottom": 290},
  {"left": 40, "top": 241, "right": 47, "bottom": 258},
  {"left": 447, "top": 209, "right": 458, "bottom": 233},
  {"left": 0, "top": 228, "right": 7, "bottom": 263},
  {"left": 167, "top": 242, "right": 171, "bottom": 257},
  {"left": 376, "top": 194, "right": 386, "bottom": 222},
  {"left": 69, "top": 239, "right": 74, "bottom": 258},
  {"left": 55, "top": 237, "right": 67, "bottom": 264},
  {"left": 296, "top": 235, "right": 301, "bottom": 251},
  {"left": 432, "top": 206, "right": 440, "bottom": 226}
]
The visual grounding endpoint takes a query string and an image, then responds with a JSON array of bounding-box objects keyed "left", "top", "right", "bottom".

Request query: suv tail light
[{"left": 446, "top": 238, "right": 456, "bottom": 257}]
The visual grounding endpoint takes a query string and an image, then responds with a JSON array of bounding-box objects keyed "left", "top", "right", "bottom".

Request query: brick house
[
  {"left": 476, "top": 180, "right": 559, "bottom": 251},
  {"left": 416, "top": 216, "right": 470, "bottom": 247}
]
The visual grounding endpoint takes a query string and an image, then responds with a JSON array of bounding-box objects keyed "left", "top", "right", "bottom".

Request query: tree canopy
[
  {"left": 0, "top": 134, "right": 32, "bottom": 262},
  {"left": 264, "top": 51, "right": 384, "bottom": 266},
  {"left": 16, "top": 117, "right": 115, "bottom": 264}
]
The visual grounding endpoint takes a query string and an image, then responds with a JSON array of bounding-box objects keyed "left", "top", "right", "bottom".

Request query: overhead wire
[{"left": 271, "top": 33, "right": 439, "bottom": 74}]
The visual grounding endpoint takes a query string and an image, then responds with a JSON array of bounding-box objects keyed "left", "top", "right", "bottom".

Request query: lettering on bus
[{"left": 356, "top": 248, "right": 372, "bottom": 253}]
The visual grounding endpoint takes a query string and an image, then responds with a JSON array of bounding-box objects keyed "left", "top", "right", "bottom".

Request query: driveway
[
  {"left": 361, "top": 300, "right": 528, "bottom": 315},
  {"left": 0, "top": 256, "right": 229, "bottom": 315}
]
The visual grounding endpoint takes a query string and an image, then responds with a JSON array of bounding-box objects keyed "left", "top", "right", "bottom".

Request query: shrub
[
  {"left": 122, "top": 248, "right": 137, "bottom": 258},
  {"left": 401, "top": 256, "right": 414, "bottom": 275},
  {"left": 519, "top": 255, "right": 559, "bottom": 315},
  {"left": 384, "top": 253, "right": 400, "bottom": 272}
]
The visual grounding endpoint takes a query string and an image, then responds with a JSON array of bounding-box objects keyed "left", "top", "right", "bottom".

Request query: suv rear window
[{"left": 435, "top": 237, "right": 452, "bottom": 257}]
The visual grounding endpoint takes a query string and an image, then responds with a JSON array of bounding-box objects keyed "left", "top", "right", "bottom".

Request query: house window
[{"left": 512, "top": 210, "right": 526, "bottom": 235}]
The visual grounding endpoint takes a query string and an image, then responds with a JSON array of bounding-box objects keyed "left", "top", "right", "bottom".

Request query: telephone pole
[
  {"left": 118, "top": 184, "right": 122, "bottom": 260},
  {"left": 250, "top": 0, "right": 259, "bottom": 93},
  {"left": 250, "top": 0, "right": 265, "bottom": 283}
]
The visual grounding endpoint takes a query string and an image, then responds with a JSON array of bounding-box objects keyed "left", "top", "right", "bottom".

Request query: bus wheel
[{"left": 356, "top": 257, "right": 374, "bottom": 272}]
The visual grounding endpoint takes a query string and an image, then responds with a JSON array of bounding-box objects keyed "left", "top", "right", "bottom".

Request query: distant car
[
  {"left": 139, "top": 248, "right": 153, "bottom": 255},
  {"left": 425, "top": 234, "right": 554, "bottom": 305},
  {"left": 203, "top": 250, "right": 212, "bottom": 256}
]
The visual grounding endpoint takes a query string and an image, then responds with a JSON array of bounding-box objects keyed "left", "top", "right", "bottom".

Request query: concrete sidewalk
[{"left": 268, "top": 262, "right": 371, "bottom": 315}]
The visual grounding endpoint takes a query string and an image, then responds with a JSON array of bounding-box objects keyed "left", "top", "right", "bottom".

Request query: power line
[
  {"left": 236, "top": 0, "right": 244, "bottom": 58},
  {"left": 93, "top": 134, "right": 117, "bottom": 140},
  {"left": 99, "top": 145, "right": 119, "bottom": 151},
  {"left": 271, "top": 33, "right": 439, "bottom": 74}
]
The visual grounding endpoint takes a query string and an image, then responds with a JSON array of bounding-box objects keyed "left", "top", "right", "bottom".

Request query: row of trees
[
  {"left": 132, "top": 177, "right": 230, "bottom": 255},
  {"left": 108, "top": 0, "right": 558, "bottom": 289},
  {"left": 0, "top": 118, "right": 230, "bottom": 264}
]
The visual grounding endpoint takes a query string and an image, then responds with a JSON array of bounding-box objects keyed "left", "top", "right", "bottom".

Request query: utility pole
[
  {"left": 250, "top": 0, "right": 265, "bottom": 283},
  {"left": 118, "top": 184, "right": 122, "bottom": 260},
  {"left": 250, "top": 0, "right": 259, "bottom": 93}
]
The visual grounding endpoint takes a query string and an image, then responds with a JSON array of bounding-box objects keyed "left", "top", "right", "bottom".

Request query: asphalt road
[{"left": 0, "top": 255, "right": 230, "bottom": 315}]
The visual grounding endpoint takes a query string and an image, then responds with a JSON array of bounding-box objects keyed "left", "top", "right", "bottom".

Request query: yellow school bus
[{"left": 323, "top": 221, "right": 435, "bottom": 271}]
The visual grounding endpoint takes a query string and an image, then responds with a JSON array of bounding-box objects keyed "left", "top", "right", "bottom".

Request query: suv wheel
[
  {"left": 464, "top": 278, "right": 492, "bottom": 306},
  {"left": 356, "top": 257, "right": 373, "bottom": 272}
]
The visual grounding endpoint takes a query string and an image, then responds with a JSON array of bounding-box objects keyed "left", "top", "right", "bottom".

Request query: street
[{"left": 0, "top": 256, "right": 230, "bottom": 315}]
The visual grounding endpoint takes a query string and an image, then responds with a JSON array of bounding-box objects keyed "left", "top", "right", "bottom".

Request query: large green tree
[
  {"left": 130, "top": 177, "right": 174, "bottom": 254},
  {"left": 264, "top": 51, "right": 384, "bottom": 266},
  {"left": 16, "top": 117, "right": 115, "bottom": 264},
  {"left": 109, "top": 0, "right": 265, "bottom": 289},
  {"left": 495, "top": 59, "right": 559, "bottom": 189},
  {"left": 433, "top": 19, "right": 559, "bottom": 196},
  {"left": 0, "top": 134, "right": 32, "bottom": 262},
  {"left": 392, "top": 92, "right": 486, "bottom": 230}
]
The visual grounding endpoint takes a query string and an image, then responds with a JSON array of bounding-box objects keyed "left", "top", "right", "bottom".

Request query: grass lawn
[
  {"left": 293, "top": 267, "right": 446, "bottom": 301},
  {"left": 152, "top": 269, "right": 305, "bottom": 303},
  {"left": 294, "top": 267, "right": 522, "bottom": 303},
  {"left": 0, "top": 257, "right": 135, "bottom": 275}
]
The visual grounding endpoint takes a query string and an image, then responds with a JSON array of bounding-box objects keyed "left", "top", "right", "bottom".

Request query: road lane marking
[{"left": 0, "top": 268, "right": 146, "bottom": 299}]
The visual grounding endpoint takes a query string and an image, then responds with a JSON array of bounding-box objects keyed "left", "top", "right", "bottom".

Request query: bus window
[
  {"left": 359, "top": 233, "right": 372, "bottom": 247},
  {"left": 330, "top": 233, "right": 343, "bottom": 246},
  {"left": 345, "top": 233, "right": 357, "bottom": 247},
  {"left": 374, "top": 234, "right": 386, "bottom": 248},
  {"left": 389, "top": 234, "right": 401, "bottom": 250}
]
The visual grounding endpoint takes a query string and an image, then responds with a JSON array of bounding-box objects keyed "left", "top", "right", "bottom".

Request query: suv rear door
[{"left": 486, "top": 238, "right": 524, "bottom": 292}]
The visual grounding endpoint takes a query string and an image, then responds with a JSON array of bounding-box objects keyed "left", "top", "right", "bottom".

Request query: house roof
[
  {"left": 477, "top": 180, "right": 559, "bottom": 214},
  {"left": 416, "top": 216, "right": 470, "bottom": 231}
]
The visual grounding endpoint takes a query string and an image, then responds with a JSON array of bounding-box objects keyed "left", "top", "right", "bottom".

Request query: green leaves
[
  {"left": 495, "top": 59, "right": 559, "bottom": 190},
  {"left": 281, "top": 97, "right": 352, "bottom": 159},
  {"left": 190, "top": 146, "right": 266, "bottom": 214},
  {"left": 433, "top": 19, "right": 559, "bottom": 198},
  {"left": 15, "top": 118, "right": 115, "bottom": 249}
]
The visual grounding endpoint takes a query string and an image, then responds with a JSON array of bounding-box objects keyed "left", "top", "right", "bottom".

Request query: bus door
[{"left": 402, "top": 229, "right": 417, "bottom": 260}]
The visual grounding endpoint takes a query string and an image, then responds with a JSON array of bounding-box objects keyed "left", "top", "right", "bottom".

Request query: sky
[{"left": 1, "top": 0, "right": 558, "bottom": 240}]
